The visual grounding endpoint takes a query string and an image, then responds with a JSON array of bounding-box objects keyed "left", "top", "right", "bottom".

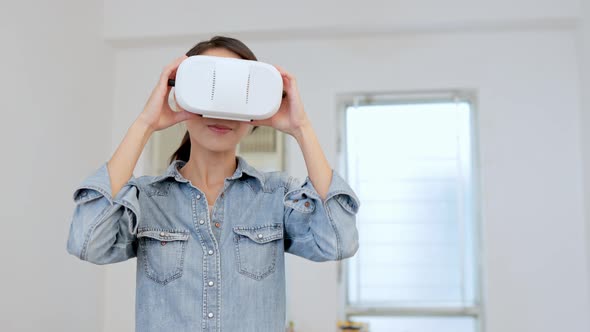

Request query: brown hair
[{"left": 169, "top": 35, "right": 260, "bottom": 164}]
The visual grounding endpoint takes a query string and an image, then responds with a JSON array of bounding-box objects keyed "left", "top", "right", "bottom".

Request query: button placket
[
  {"left": 210, "top": 187, "right": 226, "bottom": 244},
  {"left": 191, "top": 189, "right": 220, "bottom": 330},
  {"left": 194, "top": 183, "right": 232, "bottom": 332},
  {"left": 208, "top": 185, "right": 231, "bottom": 330}
]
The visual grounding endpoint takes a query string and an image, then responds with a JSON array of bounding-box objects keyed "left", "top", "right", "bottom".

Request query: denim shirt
[{"left": 66, "top": 155, "right": 360, "bottom": 332}]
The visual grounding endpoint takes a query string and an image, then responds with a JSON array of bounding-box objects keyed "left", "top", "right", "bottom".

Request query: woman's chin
[{"left": 201, "top": 141, "right": 237, "bottom": 152}]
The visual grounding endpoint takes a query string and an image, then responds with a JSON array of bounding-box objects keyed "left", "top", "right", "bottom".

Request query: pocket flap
[
  {"left": 137, "top": 229, "right": 190, "bottom": 241},
  {"left": 232, "top": 223, "right": 283, "bottom": 244}
]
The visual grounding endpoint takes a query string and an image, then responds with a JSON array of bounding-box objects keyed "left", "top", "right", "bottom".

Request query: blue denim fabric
[{"left": 66, "top": 155, "right": 360, "bottom": 332}]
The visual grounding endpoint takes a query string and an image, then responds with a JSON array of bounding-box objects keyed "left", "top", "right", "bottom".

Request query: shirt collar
[{"left": 146, "top": 155, "right": 265, "bottom": 187}]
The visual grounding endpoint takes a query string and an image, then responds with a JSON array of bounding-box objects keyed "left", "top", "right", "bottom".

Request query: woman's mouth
[{"left": 208, "top": 124, "right": 232, "bottom": 134}]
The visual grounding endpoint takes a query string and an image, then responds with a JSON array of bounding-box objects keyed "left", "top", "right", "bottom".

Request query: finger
[
  {"left": 275, "top": 65, "right": 297, "bottom": 85},
  {"left": 281, "top": 74, "right": 291, "bottom": 90},
  {"left": 281, "top": 72, "right": 298, "bottom": 93},
  {"left": 159, "top": 55, "right": 188, "bottom": 85},
  {"left": 274, "top": 64, "right": 289, "bottom": 75},
  {"left": 274, "top": 65, "right": 295, "bottom": 81},
  {"left": 162, "top": 56, "right": 186, "bottom": 81},
  {"left": 274, "top": 68, "right": 297, "bottom": 91},
  {"left": 272, "top": 65, "right": 298, "bottom": 101},
  {"left": 273, "top": 64, "right": 284, "bottom": 74},
  {"left": 168, "top": 55, "right": 188, "bottom": 71},
  {"left": 154, "top": 78, "right": 174, "bottom": 99},
  {"left": 283, "top": 72, "right": 296, "bottom": 86}
]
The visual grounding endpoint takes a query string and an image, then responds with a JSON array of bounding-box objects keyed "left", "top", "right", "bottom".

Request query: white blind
[{"left": 345, "top": 101, "right": 478, "bottom": 309}]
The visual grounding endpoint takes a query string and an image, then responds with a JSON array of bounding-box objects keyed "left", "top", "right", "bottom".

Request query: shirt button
[
  {"left": 215, "top": 222, "right": 221, "bottom": 228},
  {"left": 208, "top": 281, "right": 214, "bottom": 286},
  {"left": 196, "top": 194, "right": 201, "bottom": 199},
  {"left": 208, "top": 249, "right": 214, "bottom": 255},
  {"left": 160, "top": 232, "right": 165, "bottom": 237},
  {"left": 304, "top": 201, "right": 310, "bottom": 207},
  {"left": 257, "top": 233, "right": 263, "bottom": 239},
  {"left": 199, "top": 219, "right": 205, "bottom": 225},
  {"left": 208, "top": 312, "right": 214, "bottom": 318}
]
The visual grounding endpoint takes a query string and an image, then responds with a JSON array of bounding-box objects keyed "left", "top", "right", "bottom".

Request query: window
[{"left": 338, "top": 92, "right": 482, "bottom": 332}]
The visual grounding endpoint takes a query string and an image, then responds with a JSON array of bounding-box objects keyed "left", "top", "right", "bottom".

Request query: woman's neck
[{"left": 178, "top": 143, "right": 238, "bottom": 188}]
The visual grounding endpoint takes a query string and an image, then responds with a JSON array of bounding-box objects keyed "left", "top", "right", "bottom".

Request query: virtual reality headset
[{"left": 169, "top": 55, "right": 283, "bottom": 122}]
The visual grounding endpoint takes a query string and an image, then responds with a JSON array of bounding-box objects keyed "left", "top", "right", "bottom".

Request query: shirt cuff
[
  {"left": 283, "top": 169, "right": 360, "bottom": 215},
  {"left": 72, "top": 161, "right": 141, "bottom": 235},
  {"left": 72, "top": 162, "right": 116, "bottom": 205}
]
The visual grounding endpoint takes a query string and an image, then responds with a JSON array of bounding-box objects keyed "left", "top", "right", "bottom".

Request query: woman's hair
[{"left": 168, "top": 35, "right": 260, "bottom": 164}]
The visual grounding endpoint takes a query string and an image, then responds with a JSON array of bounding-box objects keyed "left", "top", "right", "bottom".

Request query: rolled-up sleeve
[
  {"left": 283, "top": 169, "right": 360, "bottom": 262},
  {"left": 66, "top": 161, "right": 141, "bottom": 265}
]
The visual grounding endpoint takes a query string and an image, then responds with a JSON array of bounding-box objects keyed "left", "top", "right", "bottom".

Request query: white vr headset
[{"left": 169, "top": 55, "right": 284, "bottom": 122}]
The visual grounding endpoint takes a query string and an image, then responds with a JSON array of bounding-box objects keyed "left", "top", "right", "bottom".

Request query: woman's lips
[{"left": 208, "top": 125, "right": 232, "bottom": 134}]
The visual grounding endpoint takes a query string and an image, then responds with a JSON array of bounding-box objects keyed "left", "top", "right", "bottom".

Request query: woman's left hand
[{"left": 250, "top": 65, "right": 311, "bottom": 137}]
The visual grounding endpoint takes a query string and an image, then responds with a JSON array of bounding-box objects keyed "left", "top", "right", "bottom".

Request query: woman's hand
[
  {"left": 253, "top": 65, "right": 332, "bottom": 199},
  {"left": 250, "top": 65, "right": 311, "bottom": 137},
  {"left": 137, "top": 55, "right": 200, "bottom": 132}
]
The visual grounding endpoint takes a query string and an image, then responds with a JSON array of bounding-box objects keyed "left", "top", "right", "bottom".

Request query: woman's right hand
[{"left": 137, "top": 55, "right": 200, "bottom": 132}]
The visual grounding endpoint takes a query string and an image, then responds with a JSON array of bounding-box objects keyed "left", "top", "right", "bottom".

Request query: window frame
[{"left": 335, "top": 89, "right": 485, "bottom": 332}]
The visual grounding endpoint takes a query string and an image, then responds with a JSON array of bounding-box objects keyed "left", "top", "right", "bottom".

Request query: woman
[{"left": 66, "top": 36, "right": 360, "bottom": 332}]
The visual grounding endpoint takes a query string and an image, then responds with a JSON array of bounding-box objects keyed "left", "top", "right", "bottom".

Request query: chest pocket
[
  {"left": 137, "top": 228, "right": 190, "bottom": 285},
  {"left": 232, "top": 223, "right": 283, "bottom": 280}
]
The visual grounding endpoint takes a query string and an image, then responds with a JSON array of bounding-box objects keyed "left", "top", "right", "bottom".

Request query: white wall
[
  {"left": 0, "top": 1, "right": 113, "bottom": 331},
  {"left": 105, "top": 25, "right": 590, "bottom": 332},
  {"left": 580, "top": 0, "right": 590, "bottom": 315},
  {"left": 102, "top": 0, "right": 579, "bottom": 40}
]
